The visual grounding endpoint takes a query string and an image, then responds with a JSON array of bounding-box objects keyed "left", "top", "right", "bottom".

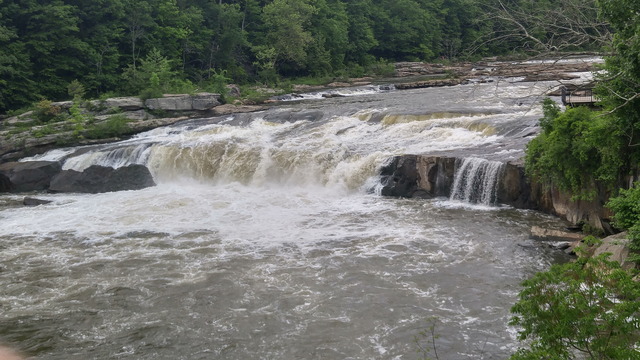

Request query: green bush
[
  {"left": 85, "top": 114, "right": 131, "bottom": 139},
  {"left": 607, "top": 184, "right": 640, "bottom": 255},
  {"left": 33, "top": 99, "right": 62, "bottom": 123},
  {"left": 366, "top": 59, "right": 395, "bottom": 77},
  {"left": 525, "top": 99, "right": 624, "bottom": 200},
  {"left": 510, "top": 255, "right": 640, "bottom": 359}
]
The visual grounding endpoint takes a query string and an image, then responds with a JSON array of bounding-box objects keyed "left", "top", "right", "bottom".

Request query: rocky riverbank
[
  {"left": 392, "top": 57, "right": 599, "bottom": 89},
  {"left": 0, "top": 93, "right": 267, "bottom": 162},
  {"left": 379, "top": 154, "right": 617, "bottom": 232}
]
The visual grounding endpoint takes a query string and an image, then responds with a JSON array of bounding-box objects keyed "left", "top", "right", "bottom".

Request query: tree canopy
[{"left": 0, "top": 0, "right": 607, "bottom": 113}]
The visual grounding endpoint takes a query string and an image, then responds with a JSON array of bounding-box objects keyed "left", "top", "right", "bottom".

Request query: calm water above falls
[{"left": 1, "top": 78, "right": 578, "bottom": 359}]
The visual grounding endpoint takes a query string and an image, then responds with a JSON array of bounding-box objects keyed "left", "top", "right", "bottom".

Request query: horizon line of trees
[{"left": 0, "top": 0, "right": 607, "bottom": 113}]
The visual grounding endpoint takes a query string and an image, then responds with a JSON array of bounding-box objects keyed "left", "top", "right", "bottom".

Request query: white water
[
  {"left": 450, "top": 158, "right": 505, "bottom": 205},
  {"left": 1, "top": 78, "right": 580, "bottom": 359}
]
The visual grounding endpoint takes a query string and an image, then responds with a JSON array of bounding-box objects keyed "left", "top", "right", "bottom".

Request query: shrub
[
  {"left": 525, "top": 99, "right": 624, "bottom": 200},
  {"left": 85, "top": 114, "right": 131, "bottom": 139},
  {"left": 33, "top": 99, "right": 62, "bottom": 123},
  {"left": 510, "top": 255, "right": 640, "bottom": 359},
  {"left": 607, "top": 184, "right": 640, "bottom": 255},
  {"left": 67, "top": 79, "right": 86, "bottom": 101}
]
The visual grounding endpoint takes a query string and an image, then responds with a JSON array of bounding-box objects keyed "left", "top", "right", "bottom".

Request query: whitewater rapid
[{"left": 1, "top": 76, "right": 579, "bottom": 359}]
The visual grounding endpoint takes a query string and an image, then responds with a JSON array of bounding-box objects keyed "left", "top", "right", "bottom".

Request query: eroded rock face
[
  {"left": 49, "top": 164, "right": 156, "bottom": 193},
  {"left": 379, "top": 155, "right": 455, "bottom": 198},
  {"left": 0, "top": 161, "right": 62, "bottom": 192},
  {"left": 379, "top": 154, "right": 614, "bottom": 232}
]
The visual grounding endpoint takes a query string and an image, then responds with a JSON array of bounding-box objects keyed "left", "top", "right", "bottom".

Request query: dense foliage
[
  {"left": 524, "top": 0, "right": 639, "bottom": 200},
  {"left": 510, "top": 255, "right": 640, "bottom": 359},
  {"left": 0, "top": 0, "right": 604, "bottom": 113},
  {"left": 517, "top": 0, "right": 640, "bottom": 357},
  {"left": 525, "top": 99, "right": 623, "bottom": 199},
  {"left": 607, "top": 185, "right": 640, "bottom": 261}
]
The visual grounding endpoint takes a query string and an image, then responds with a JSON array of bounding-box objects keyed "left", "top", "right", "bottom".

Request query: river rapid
[{"left": 0, "top": 74, "right": 585, "bottom": 359}]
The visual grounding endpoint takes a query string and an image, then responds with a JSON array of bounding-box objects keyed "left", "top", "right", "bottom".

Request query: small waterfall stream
[{"left": 449, "top": 157, "right": 505, "bottom": 205}]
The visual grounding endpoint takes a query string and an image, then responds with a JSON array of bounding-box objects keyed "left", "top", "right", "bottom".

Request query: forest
[{"left": 0, "top": 0, "right": 605, "bottom": 114}]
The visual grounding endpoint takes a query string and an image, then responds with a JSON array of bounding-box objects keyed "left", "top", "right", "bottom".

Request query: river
[{"left": 0, "top": 73, "right": 584, "bottom": 359}]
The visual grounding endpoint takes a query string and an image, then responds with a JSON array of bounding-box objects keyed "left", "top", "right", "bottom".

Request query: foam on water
[{"left": 0, "top": 79, "right": 585, "bottom": 359}]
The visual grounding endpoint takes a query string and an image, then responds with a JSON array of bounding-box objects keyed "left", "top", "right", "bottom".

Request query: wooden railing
[{"left": 561, "top": 86, "right": 598, "bottom": 107}]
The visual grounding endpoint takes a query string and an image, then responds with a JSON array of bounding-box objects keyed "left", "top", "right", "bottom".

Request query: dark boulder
[
  {"left": 23, "top": 197, "right": 53, "bottom": 206},
  {"left": 380, "top": 155, "right": 420, "bottom": 197},
  {"left": 379, "top": 155, "right": 456, "bottom": 198},
  {"left": 0, "top": 173, "right": 10, "bottom": 192},
  {"left": 0, "top": 161, "right": 62, "bottom": 192},
  {"left": 49, "top": 164, "right": 156, "bottom": 193}
]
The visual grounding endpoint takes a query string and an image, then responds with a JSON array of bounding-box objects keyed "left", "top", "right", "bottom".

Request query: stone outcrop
[
  {"left": 379, "top": 154, "right": 613, "bottom": 232},
  {"left": 211, "top": 104, "right": 267, "bottom": 116},
  {"left": 394, "top": 79, "right": 465, "bottom": 90},
  {"left": 0, "top": 161, "right": 62, "bottom": 192},
  {"left": 379, "top": 155, "right": 456, "bottom": 198},
  {"left": 144, "top": 93, "right": 221, "bottom": 111},
  {"left": 92, "top": 97, "right": 144, "bottom": 111},
  {"left": 49, "top": 164, "right": 156, "bottom": 193},
  {"left": 593, "top": 232, "right": 634, "bottom": 270},
  {"left": 530, "top": 226, "right": 585, "bottom": 242}
]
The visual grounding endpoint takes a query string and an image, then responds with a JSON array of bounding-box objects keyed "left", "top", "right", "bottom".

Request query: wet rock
[
  {"left": 49, "top": 164, "right": 156, "bottom": 193},
  {"left": 530, "top": 226, "right": 584, "bottom": 242},
  {"left": 23, "top": 197, "right": 53, "bottom": 206},
  {"left": 523, "top": 73, "right": 579, "bottom": 82},
  {"left": 380, "top": 155, "right": 420, "bottom": 197},
  {"left": 0, "top": 173, "right": 10, "bottom": 192},
  {"left": 211, "top": 104, "right": 267, "bottom": 116},
  {"left": 378, "top": 154, "right": 615, "bottom": 233},
  {"left": 379, "top": 155, "right": 456, "bottom": 198},
  {"left": 0, "top": 161, "right": 62, "bottom": 192}
]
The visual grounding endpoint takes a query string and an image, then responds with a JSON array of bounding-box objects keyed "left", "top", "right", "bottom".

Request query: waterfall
[
  {"left": 62, "top": 143, "right": 153, "bottom": 171},
  {"left": 449, "top": 157, "right": 504, "bottom": 205}
]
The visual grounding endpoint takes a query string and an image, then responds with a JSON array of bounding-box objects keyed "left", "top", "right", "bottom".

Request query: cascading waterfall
[
  {"left": 62, "top": 143, "right": 153, "bottom": 171},
  {"left": 449, "top": 157, "right": 505, "bottom": 205},
  {"left": 1, "top": 76, "right": 580, "bottom": 360}
]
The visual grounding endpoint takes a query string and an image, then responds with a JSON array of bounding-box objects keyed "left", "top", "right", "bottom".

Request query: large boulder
[
  {"left": 379, "top": 155, "right": 456, "bottom": 198},
  {"left": 593, "top": 232, "right": 634, "bottom": 270},
  {"left": 0, "top": 161, "right": 62, "bottom": 192},
  {"left": 49, "top": 164, "right": 156, "bottom": 193}
]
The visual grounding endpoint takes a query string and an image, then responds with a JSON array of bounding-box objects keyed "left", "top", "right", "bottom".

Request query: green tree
[
  {"left": 344, "top": 0, "right": 378, "bottom": 66},
  {"left": 510, "top": 255, "right": 640, "bottom": 359},
  {"left": 262, "top": 0, "right": 317, "bottom": 72},
  {"left": 65, "top": 0, "right": 127, "bottom": 97},
  {"left": 370, "top": 0, "right": 441, "bottom": 61},
  {"left": 122, "top": 48, "right": 178, "bottom": 96},
  {"left": 595, "top": 0, "right": 640, "bottom": 170},
  {"left": 306, "top": 0, "right": 349, "bottom": 76}
]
